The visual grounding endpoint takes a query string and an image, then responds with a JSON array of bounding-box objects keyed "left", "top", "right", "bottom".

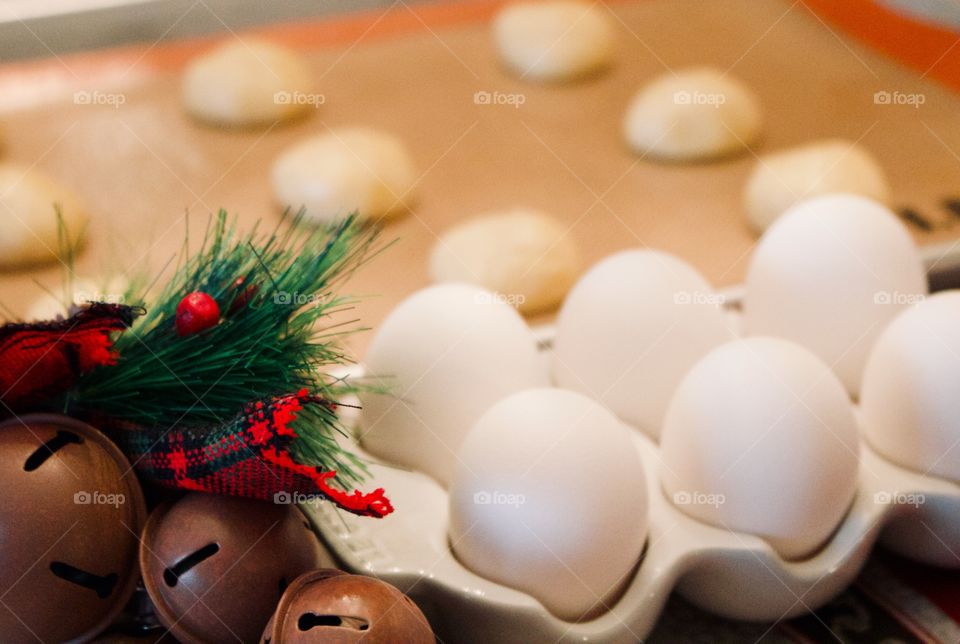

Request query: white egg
[
  {"left": 553, "top": 250, "right": 733, "bottom": 439},
  {"left": 742, "top": 194, "right": 927, "bottom": 397},
  {"left": 861, "top": 291, "right": 960, "bottom": 482},
  {"left": 449, "top": 388, "right": 648, "bottom": 620},
  {"left": 358, "top": 284, "right": 547, "bottom": 486},
  {"left": 660, "top": 337, "right": 860, "bottom": 560}
]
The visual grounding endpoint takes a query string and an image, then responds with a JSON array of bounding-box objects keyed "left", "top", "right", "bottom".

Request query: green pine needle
[{"left": 72, "top": 210, "right": 383, "bottom": 485}]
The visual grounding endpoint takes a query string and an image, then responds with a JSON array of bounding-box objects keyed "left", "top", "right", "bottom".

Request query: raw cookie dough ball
[
  {"left": 744, "top": 139, "right": 890, "bottom": 232},
  {"left": 272, "top": 127, "right": 415, "bottom": 223},
  {"left": 0, "top": 163, "right": 88, "bottom": 269},
  {"left": 493, "top": 1, "right": 615, "bottom": 82},
  {"left": 623, "top": 67, "right": 762, "bottom": 162},
  {"left": 183, "top": 39, "right": 314, "bottom": 126},
  {"left": 429, "top": 209, "right": 581, "bottom": 314}
]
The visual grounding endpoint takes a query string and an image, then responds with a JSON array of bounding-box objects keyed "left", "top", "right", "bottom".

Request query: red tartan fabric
[
  {"left": 0, "top": 304, "right": 138, "bottom": 413},
  {"left": 125, "top": 389, "right": 393, "bottom": 518}
]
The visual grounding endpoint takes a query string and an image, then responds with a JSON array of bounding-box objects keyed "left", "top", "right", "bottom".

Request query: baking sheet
[{"left": 0, "top": 0, "right": 958, "bottom": 356}]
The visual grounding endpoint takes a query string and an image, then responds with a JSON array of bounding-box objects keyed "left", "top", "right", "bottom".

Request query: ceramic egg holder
[{"left": 302, "top": 318, "right": 960, "bottom": 644}]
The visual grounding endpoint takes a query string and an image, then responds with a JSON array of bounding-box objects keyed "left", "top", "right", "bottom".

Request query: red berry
[
  {"left": 227, "top": 276, "right": 259, "bottom": 314},
  {"left": 175, "top": 291, "right": 220, "bottom": 336}
]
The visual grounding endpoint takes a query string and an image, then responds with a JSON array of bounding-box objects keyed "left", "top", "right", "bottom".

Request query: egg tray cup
[{"left": 302, "top": 351, "right": 960, "bottom": 644}]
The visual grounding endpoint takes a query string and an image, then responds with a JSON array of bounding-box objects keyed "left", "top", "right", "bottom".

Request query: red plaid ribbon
[
  {"left": 120, "top": 389, "right": 393, "bottom": 518},
  {"left": 0, "top": 303, "right": 138, "bottom": 413}
]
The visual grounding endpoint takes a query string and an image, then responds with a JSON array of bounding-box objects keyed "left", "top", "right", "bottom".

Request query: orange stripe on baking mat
[
  {"left": 802, "top": 0, "right": 960, "bottom": 92},
  {"left": 0, "top": 0, "right": 956, "bottom": 102},
  {"left": 0, "top": 0, "right": 513, "bottom": 108},
  {"left": 0, "top": 0, "right": 512, "bottom": 78}
]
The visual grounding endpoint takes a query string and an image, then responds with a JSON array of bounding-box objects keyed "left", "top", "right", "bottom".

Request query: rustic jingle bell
[
  {"left": 0, "top": 413, "right": 147, "bottom": 644},
  {"left": 260, "top": 569, "right": 435, "bottom": 643},
  {"left": 140, "top": 492, "right": 334, "bottom": 644}
]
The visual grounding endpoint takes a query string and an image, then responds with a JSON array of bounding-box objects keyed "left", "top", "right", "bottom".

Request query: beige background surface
[{"left": 1, "top": 0, "right": 959, "bottom": 356}]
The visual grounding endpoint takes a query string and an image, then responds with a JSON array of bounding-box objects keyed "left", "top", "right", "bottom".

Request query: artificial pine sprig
[{"left": 71, "top": 210, "right": 381, "bottom": 486}]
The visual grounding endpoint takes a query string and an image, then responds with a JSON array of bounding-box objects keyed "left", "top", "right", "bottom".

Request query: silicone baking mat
[{"left": 1, "top": 0, "right": 959, "bottom": 353}]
